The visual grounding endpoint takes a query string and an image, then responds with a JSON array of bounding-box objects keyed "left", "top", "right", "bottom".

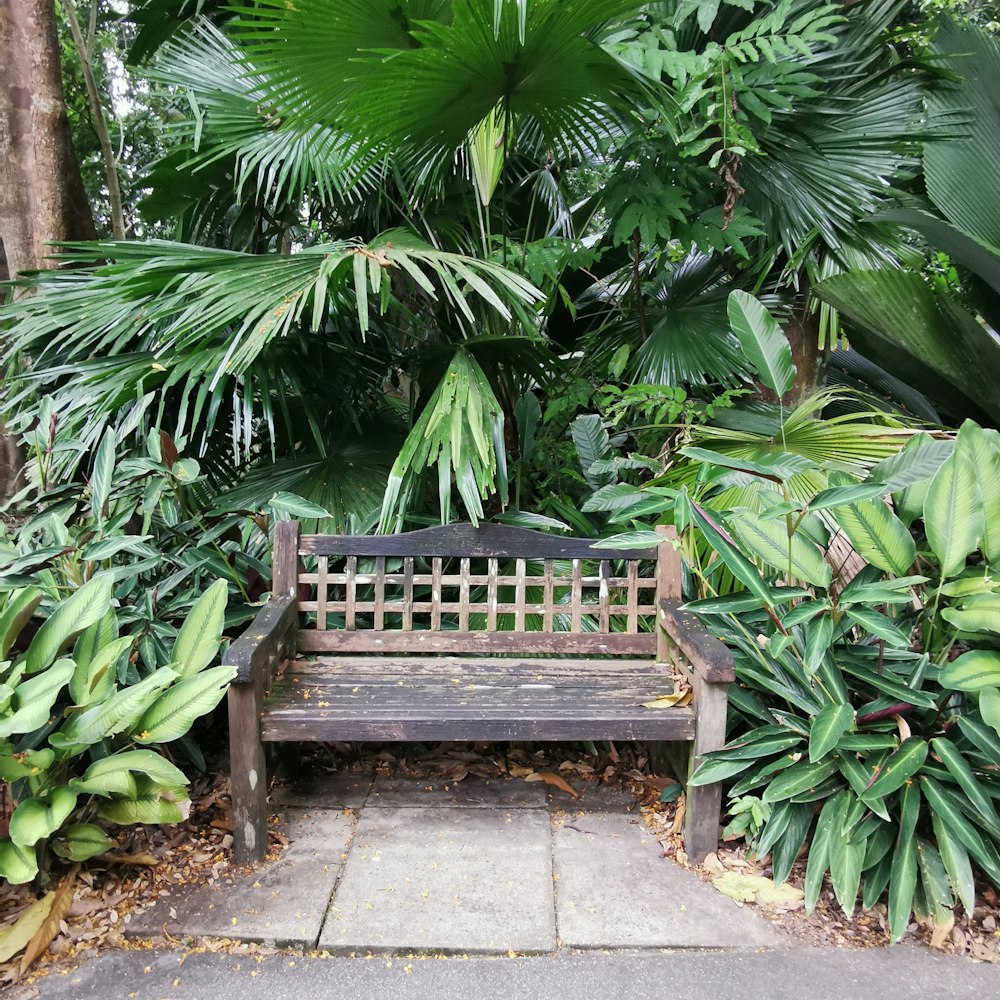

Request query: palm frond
[
  {"left": 236, "top": 0, "right": 645, "bottom": 172},
  {"left": 148, "top": 22, "right": 378, "bottom": 211}
]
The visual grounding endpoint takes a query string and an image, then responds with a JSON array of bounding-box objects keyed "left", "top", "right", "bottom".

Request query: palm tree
[{"left": 0, "top": 0, "right": 955, "bottom": 533}]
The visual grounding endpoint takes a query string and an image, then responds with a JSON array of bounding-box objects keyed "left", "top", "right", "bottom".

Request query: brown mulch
[{"left": 1, "top": 740, "right": 998, "bottom": 986}]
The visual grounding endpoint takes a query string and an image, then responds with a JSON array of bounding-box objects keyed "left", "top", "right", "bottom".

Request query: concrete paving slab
[
  {"left": 548, "top": 781, "right": 637, "bottom": 813},
  {"left": 272, "top": 771, "right": 372, "bottom": 809},
  {"left": 368, "top": 775, "right": 547, "bottom": 809},
  {"left": 126, "top": 808, "right": 355, "bottom": 947},
  {"left": 552, "top": 812, "right": 782, "bottom": 949},
  {"left": 320, "top": 806, "right": 556, "bottom": 953}
]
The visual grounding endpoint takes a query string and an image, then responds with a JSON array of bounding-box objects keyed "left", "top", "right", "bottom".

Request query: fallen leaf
[
  {"left": 641, "top": 690, "right": 692, "bottom": 709},
  {"left": 0, "top": 893, "right": 56, "bottom": 964},
  {"left": 19, "top": 865, "right": 78, "bottom": 976},
  {"left": 524, "top": 771, "right": 578, "bottom": 799},
  {"left": 711, "top": 871, "right": 804, "bottom": 908},
  {"left": 98, "top": 853, "right": 160, "bottom": 867},
  {"left": 930, "top": 912, "right": 955, "bottom": 950}
]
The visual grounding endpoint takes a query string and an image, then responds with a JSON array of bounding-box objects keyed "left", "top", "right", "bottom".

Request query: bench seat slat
[{"left": 261, "top": 658, "right": 694, "bottom": 742}]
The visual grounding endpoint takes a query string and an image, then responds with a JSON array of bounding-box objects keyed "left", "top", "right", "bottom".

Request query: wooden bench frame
[{"left": 225, "top": 521, "right": 734, "bottom": 865}]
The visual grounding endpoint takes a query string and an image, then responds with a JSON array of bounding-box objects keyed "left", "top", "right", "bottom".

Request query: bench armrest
[
  {"left": 659, "top": 599, "right": 735, "bottom": 684},
  {"left": 224, "top": 596, "right": 298, "bottom": 684}
]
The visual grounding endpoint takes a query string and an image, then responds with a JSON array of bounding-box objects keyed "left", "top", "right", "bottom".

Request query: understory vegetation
[{"left": 1, "top": 0, "right": 999, "bottom": 946}]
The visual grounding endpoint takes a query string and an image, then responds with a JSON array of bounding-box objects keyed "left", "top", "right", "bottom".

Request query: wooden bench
[{"left": 224, "top": 521, "right": 734, "bottom": 864}]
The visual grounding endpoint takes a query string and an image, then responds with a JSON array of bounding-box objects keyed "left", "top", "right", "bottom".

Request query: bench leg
[
  {"left": 229, "top": 680, "right": 268, "bottom": 865},
  {"left": 684, "top": 674, "right": 729, "bottom": 863}
]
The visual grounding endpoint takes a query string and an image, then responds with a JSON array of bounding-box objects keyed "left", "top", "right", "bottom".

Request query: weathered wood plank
[
  {"left": 229, "top": 676, "right": 268, "bottom": 864},
  {"left": 543, "top": 560, "right": 554, "bottom": 632},
  {"left": 224, "top": 596, "right": 298, "bottom": 684},
  {"left": 291, "top": 655, "right": 674, "bottom": 677},
  {"left": 685, "top": 671, "right": 729, "bottom": 862},
  {"left": 272, "top": 520, "right": 300, "bottom": 597},
  {"left": 298, "top": 522, "right": 658, "bottom": 560},
  {"left": 296, "top": 630, "right": 657, "bottom": 655},
  {"left": 459, "top": 558, "right": 470, "bottom": 630},
  {"left": 345, "top": 555, "right": 357, "bottom": 630},
  {"left": 402, "top": 557, "right": 414, "bottom": 631},
  {"left": 373, "top": 556, "right": 385, "bottom": 630},
  {"left": 316, "top": 556, "right": 328, "bottom": 630},
  {"left": 659, "top": 601, "right": 735, "bottom": 683},
  {"left": 487, "top": 557, "right": 498, "bottom": 630},
  {"left": 261, "top": 707, "right": 695, "bottom": 743}
]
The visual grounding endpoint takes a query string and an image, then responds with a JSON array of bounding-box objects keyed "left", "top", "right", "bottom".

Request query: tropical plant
[
  {"left": 814, "top": 20, "right": 1000, "bottom": 426},
  {"left": 0, "top": 574, "right": 232, "bottom": 885}
]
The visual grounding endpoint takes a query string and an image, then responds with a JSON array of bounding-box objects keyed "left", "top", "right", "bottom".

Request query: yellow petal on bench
[{"left": 641, "top": 690, "right": 692, "bottom": 709}]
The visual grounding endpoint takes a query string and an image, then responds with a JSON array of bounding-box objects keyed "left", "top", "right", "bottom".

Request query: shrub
[
  {"left": 676, "top": 419, "right": 1000, "bottom": 940},
  {"left": 0, "top": 575, "right": 232, "bottom": 884}
]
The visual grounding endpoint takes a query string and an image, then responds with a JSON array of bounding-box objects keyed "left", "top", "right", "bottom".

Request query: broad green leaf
[
  {"left": 0, "top": 839, "right": 39, "bottom": 885},
  {"left": 72, "top": 608, "right": 118, "bottom": 678},
  {"left": 22, "top": 573, "right": 114, "bottom": 674},
  {"left": 71, "top": 749, "right": 189, "bottom": 800},
  {"left": 805, "top": 793, "right": 843, "bottom": 912},
  {"left": 133, "top": 664, "right": 236, "bottom": 744},
  {"left": 90, "top": 429, "right": 115, "bottom": 522},
  {"left": 830, "top": 823, "right": 866, "bottom": 918},
  {"left": 0, "top": 588, "right": 43, "bottom": 659},
  {"left": 689, "top": 501, "right": 774, "bottom": 607},
  {"left": 9, "top": 787, "right": 77, "bottom": 848},
  {"left": 0, "top": 659, "right": 75, "bottom": 738},
  {"left": 729, "top": 512, "right": 832, "bottom": 588},
  {"left": 921, "top": 776, "right": 1000, "bottom": 885},
  {"left": 957, "top": 715, "right": 1000, "bottom": 765},
  {"left": 924, "top": 449, "right": 982, "bottom": 577},
  {"left": 770, "top": 802, "right": 814, "bottom": 885},
  {"left": 727, "top": 290, "right": 795, "bottom": 397},
  {"left": 66, "top": 667, "right": 178, "bottom": 745},
  {"left": 762, "top": 759, "right": 839, "bottom": 803},
  {"left": 686, "top": 588, "right": 811, "bottom": 614},
  {"left": 809, "top": 704, "right": 855, "bottom": 763},
  {"left": 956, "top": 420, "right": 1000, "bottom": 563},
  {"left": 267, "top": 491, "right": 332, "bottom": 519},
  {"left": 888, "top": 836, "right": 918, "bottom": 943},
  {"left": 839, "top": 658, "right": 937, "bottom": 709},
  {"left": 680, "top": 447, "right": 815, "bottom": 481},
  {"left": 931, "top": 811, "right": 975, "bottom": 914},
  {"left": 931, "top": 736, "right": 1000, "bottom": 829},
  {"left": 810, "top": 483, "right": 889, "bottom": 510},
  {"left": 590, "top": 530, "right": 666, "bottom": 550},
  {"left": 871, "top": 435, "right": 953, "bottom": 492},
  {"left": 689, "top": 755, "right": 757, "bottom": 786},
  {"left": 97, "top": 782, "right": 188, "bottom": 826},
  {"left": 863, "top": 737, "right": 928, "bottom": 801},
  {"left": 70, "top": 636, "right": 132, "bottom": 707},
  {"left": 917, "top": 837, "right": 955, "bottom": 925},
  {"left": 171, "top": 578, "right": 228, "bottom": 678},
  {"left": 941, "top": 596, "right": 1000, "bottom": 634},
  {"left": 804, "top": 614, "right": 833, "bottom": 676},
  {"left": 939, "top": 650, "right": 1000, "bottom": 691},
  {"left": 844, "top": 607, "right": 911, "bottom": 648},
  {"left": 710, "top": 733, "right": 803, "bottom": 761},
  {"left": 831, "top": 497, "right": 915, "bottom": 577},
  {"left": 981, "top": 685, "right": 1000, "bottom": 738},
  {"left": 51, "top": 823, "right": 114, "bottom": 862},
  {"left": 0, "top": 748, "right": 54, "bottom": 782}
]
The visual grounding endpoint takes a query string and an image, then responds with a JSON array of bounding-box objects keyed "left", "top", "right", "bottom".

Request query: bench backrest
[{"left": 273, "top": 521, "right": 678, "bottom": 658}]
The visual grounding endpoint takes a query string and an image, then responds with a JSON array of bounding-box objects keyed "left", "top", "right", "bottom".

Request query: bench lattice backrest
[{"left": 275, "top": 522, "right": 673, "bottom": 657}]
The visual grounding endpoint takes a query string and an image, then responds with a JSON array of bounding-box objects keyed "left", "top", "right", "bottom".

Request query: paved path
[
  {"left": 14, "top": 774, "right": 997, "bottom": 999},
  {"left": 125, "top": 773, "right": 780, "bottom": 953}
]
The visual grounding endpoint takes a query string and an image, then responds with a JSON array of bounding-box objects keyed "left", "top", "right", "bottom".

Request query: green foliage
[
  {"left": 678, "top": 419, "right": 1000, "bottom": 940},
  {"left": 0, "top": 572, "right": 232, "bottom": 885}
]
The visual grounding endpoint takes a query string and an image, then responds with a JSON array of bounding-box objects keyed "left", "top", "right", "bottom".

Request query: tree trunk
[
  {"left": 781, "top": 277, "right": 828, "bottom": 406},
  {"left": 0, "top": 0, "right": 96, "bottom": 495}
]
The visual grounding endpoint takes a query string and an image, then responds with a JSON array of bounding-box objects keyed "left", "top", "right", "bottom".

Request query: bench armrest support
[
  {"left": 225, "top": 596, "right": 298, "bottom": 684},
  {"left": 658, "top": 600, "right": 735, "bottom": 683}
]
